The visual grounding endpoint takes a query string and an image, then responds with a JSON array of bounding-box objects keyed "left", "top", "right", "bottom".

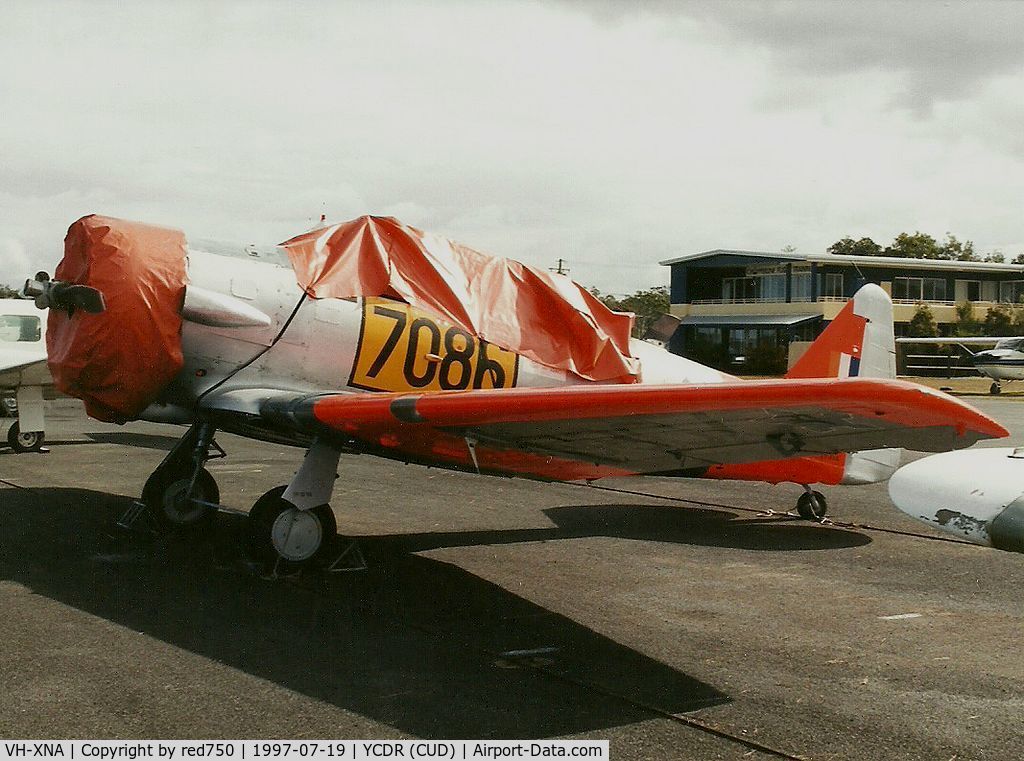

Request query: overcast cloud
[{"left": 2, "top": 1, "right": 1024, "bottom": 295}]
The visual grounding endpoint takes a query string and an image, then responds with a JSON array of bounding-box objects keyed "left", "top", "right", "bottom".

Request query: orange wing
[{"left": 250, "top": 378, "right": 1006, "bottom": 482}]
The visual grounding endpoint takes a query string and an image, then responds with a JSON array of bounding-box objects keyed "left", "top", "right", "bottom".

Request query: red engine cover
[{"left": 47, "top": 215, "right": 187, "bottom": 422}]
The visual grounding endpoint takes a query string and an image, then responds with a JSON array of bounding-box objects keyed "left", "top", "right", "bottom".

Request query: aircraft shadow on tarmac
[
  {"left": 1, "top": 432, "right": 181, "bottom": 453},
  {"left": 372, "top": 503, "right": 871, "bottom": 555},
  {"left": 0, "top": 488, "right": 757, "bottom": 739},
  {"left": 84, "top": 432, "right": 181, "bottom": 451}
]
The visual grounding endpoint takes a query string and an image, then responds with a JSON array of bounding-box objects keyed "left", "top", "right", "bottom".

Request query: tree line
[
  {"left": 908, "top": 301, "right": 1024, "bottom": 338},
  {"left": 827, "top": 232, "right": 1023, "bottom": 264},
  {"left": 589, "top": 286, "right": 670, "bottom": 338}
]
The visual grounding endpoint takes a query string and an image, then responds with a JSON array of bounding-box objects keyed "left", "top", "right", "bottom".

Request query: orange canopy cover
[{"left": 281, "top": 216, "right": 639, "bottom": 383}]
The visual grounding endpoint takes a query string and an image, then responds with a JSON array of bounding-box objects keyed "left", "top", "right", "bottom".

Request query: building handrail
[
  {"left": 690, "top": 297, "right": 789, "bottom": 304},
  {"left": 687, "top": 297, "right": 1005, "bottom": 306}
]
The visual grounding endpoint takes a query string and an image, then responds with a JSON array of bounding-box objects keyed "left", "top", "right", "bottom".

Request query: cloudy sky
[{"left": 3, "top": 0, "right": 1024, "bottom": 295}]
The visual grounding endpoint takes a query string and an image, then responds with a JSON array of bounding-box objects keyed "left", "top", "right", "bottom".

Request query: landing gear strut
[
  {"left": 138, "top": 426, "right": 347, "bottom": 571},
  {"left": 796, "top": 487, "right": 828, "bottom": 521},
  {"left": 142, "top": 422, "right": 223, "bottom": 531},
  {"left": 247, "top": 438, "right": 342, "bottom": 569}
]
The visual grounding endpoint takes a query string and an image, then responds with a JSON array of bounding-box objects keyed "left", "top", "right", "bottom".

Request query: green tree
[
  {"left": 1013, "top": 253, "right": 1024, "bottom": 265},
  {"left": 885, "top": 232, "right": 942, "bottom": 260},
  {"left": 590, "top": 286, "right": 671, "bottom": 339},
  {"left": 952, "top": 301, "right": 982, "bottom": 336},
  {"left": 827, "top": 236, "right": 883, "bottom": 256},
  {"left": 940, "top": 234, "right": 978, "bottom": 261},
  {"left": 0, "top": 284, "right": 19, "bottom": 298},
  {"left": 982, "top": 304, "right": 1015, "bottom": 336},
  {"left": 828, "top": 231, "right": 986, "bottom": 261},
  {"left": 907, "top": 304, "right": 939, "bottom": 337},
  {"left": 985, "top": 251, "right": 1006, "bottom": 263}
]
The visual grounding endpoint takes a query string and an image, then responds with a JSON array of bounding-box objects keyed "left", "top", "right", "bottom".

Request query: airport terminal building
[{"left": 659, "top": 249, "right": 1024, "bottom": 371}]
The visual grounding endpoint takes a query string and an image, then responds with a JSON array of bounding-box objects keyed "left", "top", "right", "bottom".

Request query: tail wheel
[
  {"left": 146, "top": 468, "right": 220, "bottom": 531},
  {"left": 7, "top": 422, "right": 44, "bottom": 453},
  {"left": 797, "top": 490, "right": 828, "bottom": 521},
  {"left": 248, "top": 486, "right": 337, "bottom": 565}
]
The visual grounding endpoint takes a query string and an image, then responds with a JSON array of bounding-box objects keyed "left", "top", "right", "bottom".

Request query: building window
[
  {"left": 955, "top": 280, "right": 982, "bottom": 302},
  {"left": 722, "top": 272, "right": 787, "bottom": 303},
  {"left": 893, "top": 277, "right": 947, "bottom": 302},
  {"left": 761, "top": 273, "right": 786, "bottom": 301},
  {"left": 791, "top": 272, "right": 812, "bottom": 301},
  {"left": 1000, "top": 280, "right": 1024, "bottom": 304},
  {"left": 722, "top": 276, "right": 758, "bottom": 302},
  {"left": 821, "top": 273, "right": 844, "bottom": 298},
  {"left": 923, "top": 278, "right": 946, "bottom": 301}
]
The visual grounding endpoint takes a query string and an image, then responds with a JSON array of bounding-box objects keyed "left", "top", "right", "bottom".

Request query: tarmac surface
[{"left": 2, "top": 396, "right": 1024, "bottom": 760}]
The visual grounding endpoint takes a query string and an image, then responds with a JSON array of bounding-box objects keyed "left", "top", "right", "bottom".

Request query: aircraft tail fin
[
  {"left": 786, "top": 283, "right": 896, "bottom": 381},
  {"left": 787, "top": 284, "right": 900, "bottom": 484}
]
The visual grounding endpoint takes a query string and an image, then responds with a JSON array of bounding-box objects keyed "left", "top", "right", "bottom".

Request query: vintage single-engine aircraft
[
  {"left": 896, "top": 336, "right": 1024, "bottom": 395},
  {"left": 24, "top": 215, "right": 1007, "bottom": 567},
  {"left": 0, "top": 297, "right": 53, "bottom": 452}
]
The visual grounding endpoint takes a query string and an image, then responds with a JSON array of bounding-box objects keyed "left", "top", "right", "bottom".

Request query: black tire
[
  {"left": 797, "top": 490, "right": 828, "bottom": 521},
  {"left": 7, "top": 421, "right": 44, "bottom": 453},
  {"left": 248, "top": 486, "right": 337, "bottom": 566},
  {"left": 145, "top": 468, "right": 220, "bottom": 532},
  {"left": 990, "top": 383, "right": 1002, "bottom": 395}
]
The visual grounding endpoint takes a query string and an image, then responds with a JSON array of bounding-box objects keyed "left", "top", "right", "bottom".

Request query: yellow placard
[{"left": 349, "top": 298, "right": 519, "bottom": 393}]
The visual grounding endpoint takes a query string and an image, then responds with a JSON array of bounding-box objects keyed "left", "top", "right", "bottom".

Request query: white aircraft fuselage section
[
  {"left": 143, "top": 245, "right": 901, "bottom": 489},
  {"left": 0, "top": 298, "right": 51, "bottom": 447},
  {"left": 161, "top": 246, "right": 734, "bottom": 421},
  {"left": 0, "top": 298, "right": 49, "bottom": 389}
]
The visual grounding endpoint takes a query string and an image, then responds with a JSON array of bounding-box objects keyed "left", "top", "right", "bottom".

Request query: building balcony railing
[
  {"left": 689, "top": 297, "right": 998, "bottom": 306},
  {"left": 690, "top": 296, "right": 840, "bottom": 305},
  {"left": 891, "top": 299, "right": 957, "bottom": 306}
]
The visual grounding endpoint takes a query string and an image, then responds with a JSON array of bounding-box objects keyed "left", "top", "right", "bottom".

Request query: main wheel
[
  {"left": 144, "top": 468, "right": 220, "bottom": 531},
  {"left": 248, "top": 486, "right": 337, "bottom": 565},
  {"left": 990, "top": 382, "right": 1002, "bottom": 395},
  {"left": 796, "top": 490, "right": 828, "bottom": 521},
  {"left": 7, "top": 421, "right": 44, "bottom": 453}
]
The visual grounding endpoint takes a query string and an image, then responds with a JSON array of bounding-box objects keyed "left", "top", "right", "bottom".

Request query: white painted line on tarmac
[{"left": 879, "top": 613, "right": 923, "bottom": 620}]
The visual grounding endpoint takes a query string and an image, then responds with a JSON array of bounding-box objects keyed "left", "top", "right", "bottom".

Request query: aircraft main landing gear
[
  {"left": 142, "top": 422, "right": 223, "bottom": 531},
  {"left": 248, "top": 486, "right": 337, "bottom": 565},
  {"left": 7, "top": 421, "right": 45, "bottom": 453},
  {"left": 991, "top": 382, "right": 1002, "bottom": 395},
  {"left": 796, "top": 487, "right": 828, "bottom": 521},
  {"left": 247, "top": 438, "right": 342, "bottom": 570}
]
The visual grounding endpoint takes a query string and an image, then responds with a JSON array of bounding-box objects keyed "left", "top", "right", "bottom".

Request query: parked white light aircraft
[
  {"left": 0, "top": 297, "right": 51, "bottom": 452},
  {"left": 896, "top": 336, "right": 1024, "bottom": 394},
  {"left": 24, "top": 215, "right": 1007, "bottom": 567}
]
